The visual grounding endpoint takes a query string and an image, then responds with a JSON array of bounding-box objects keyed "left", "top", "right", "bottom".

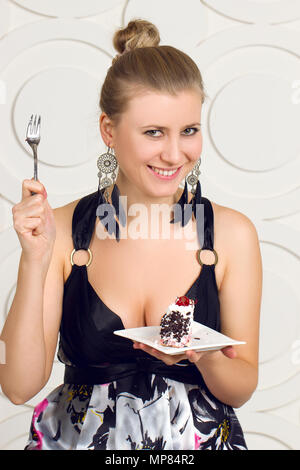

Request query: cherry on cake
[{"left": 159, "top": 296, "right": 197, "bottom": 348}]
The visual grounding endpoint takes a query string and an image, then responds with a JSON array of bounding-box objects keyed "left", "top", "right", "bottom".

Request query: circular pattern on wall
[
  {"left": 191, "top": 24, "right": 300, "bottom": 218},
  {"left": 0, "top": 20, "right": 115, "bottom": 197},
  {"left": 259, "top": 269, "right": 300, "bottom": 364},
  {"left": 11, "top": 0, "right": 123, "bottom": 18},
  {"left": 0, "top": 0, "right": 10, "bottom": 38},
  {"left": 13, "top": 67, "right": 99, "bottom": 167},
  {"left": 202, "top": 0, "right": 300, "bottom": 24},
  {"left": 244, "top": 220, "right": 300, "bottom": 411},
  {"left": 209, "top": 73, "right": 299, "bottom": 172},
  {"left": 0, "top": 409, "right": 35, "bottom": 450},
  {"left": 237, "top": 410, "right": 300, "bottom": 450},
  {"left": 124, "top": 0, "right": 208, "bottom": 50}
]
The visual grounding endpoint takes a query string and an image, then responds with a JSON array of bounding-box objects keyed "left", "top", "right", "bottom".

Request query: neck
[{"left": 107, "top": 172, "right": 182, "bottom": 222}]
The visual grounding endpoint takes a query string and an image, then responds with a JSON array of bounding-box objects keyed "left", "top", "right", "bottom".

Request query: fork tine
[
  {"left": 37, "top": 115, "right": 41, "bottom": 136},
  {"left": 33, "top": 114, "right": 37, "bottom": 130},
  {"left": 25, "top": 114, "right": 33, "bottom": 140},
  {"left": 29, "top": 114, "right": 33, "bottom": 132}
]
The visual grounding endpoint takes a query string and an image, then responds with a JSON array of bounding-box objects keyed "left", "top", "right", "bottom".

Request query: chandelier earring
[
  {"left": 96, "top": 145, "right": 126, "bottom": 242},
  {"left": 170, "top": 157, "right": 202, "bottom": 228},
  {"left": 186, "top": 157, "right": 201, "bottom": 196},
  {"left": 97, "top": 146, "right": 118, "bottom": 200}
]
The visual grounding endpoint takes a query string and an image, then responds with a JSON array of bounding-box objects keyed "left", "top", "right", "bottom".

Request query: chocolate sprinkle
[{"left": 160, "top": 309, "right": 192, "bottom": 343}]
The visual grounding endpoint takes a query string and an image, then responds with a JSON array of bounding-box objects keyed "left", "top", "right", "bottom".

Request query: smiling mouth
[{"left": 147, "top": 165, "right": 182, "bottom": 176}]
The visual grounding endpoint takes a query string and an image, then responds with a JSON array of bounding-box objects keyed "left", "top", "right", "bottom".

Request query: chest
[{"left": 63, "top": 219, "right": 225, "bottom": 329}]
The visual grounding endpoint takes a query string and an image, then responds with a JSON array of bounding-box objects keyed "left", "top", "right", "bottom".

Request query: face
[{"left": 100, "top": 88, "right": 203, "bottom": 200}]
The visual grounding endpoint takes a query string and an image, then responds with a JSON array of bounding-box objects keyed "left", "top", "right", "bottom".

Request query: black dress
[{"left": 24, "top": 191, "right": 248, "bottom": 450}]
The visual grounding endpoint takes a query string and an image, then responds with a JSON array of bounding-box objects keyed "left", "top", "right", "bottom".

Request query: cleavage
[{"left": 85, "top": 263, "right": 203, "bottom": 330}]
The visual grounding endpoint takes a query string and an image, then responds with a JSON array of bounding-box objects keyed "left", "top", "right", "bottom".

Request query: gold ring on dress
[
  {"left": 70, "top": 248, "right": 93, "bottom": 267},
  {"left": 197, "top": 248, "right": 218, "bottom": 266}
]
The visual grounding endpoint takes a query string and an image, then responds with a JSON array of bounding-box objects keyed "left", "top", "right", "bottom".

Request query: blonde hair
[{"left": 99, "top": 18, "right": 207, "bottom": 126}]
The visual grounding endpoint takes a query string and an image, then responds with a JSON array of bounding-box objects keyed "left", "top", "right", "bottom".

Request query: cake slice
[{"left": 159, "top": 296, "right": 197, "bottom": 348}]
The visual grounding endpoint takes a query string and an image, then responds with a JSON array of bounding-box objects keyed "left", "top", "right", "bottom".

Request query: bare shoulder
[
  {"left": 211, "top": 199, "right": 257, "bottom": 228},
  {"left": 210, "top": 200, "right": 261, "bottom": 267},
  {"left": 52, "top": 198, "right": 82, "bottom": 272},
  {"left": 53, "top": 197, "right": 81, "bottom": 238}
]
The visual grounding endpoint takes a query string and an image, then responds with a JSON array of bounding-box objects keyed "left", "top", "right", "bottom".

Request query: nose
[{"left": 160, "top": 137, "right": 184, "bottom": 167}]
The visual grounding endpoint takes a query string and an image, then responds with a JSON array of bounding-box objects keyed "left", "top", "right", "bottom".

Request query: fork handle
[
  {"left": 33, "top": 144, "right": 38, "bottom": 181},
  {"left": 30, "top": 144, "right": 38, "bottom": 196}
]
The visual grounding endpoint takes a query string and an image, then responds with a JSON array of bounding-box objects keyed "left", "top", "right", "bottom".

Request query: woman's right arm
[{"left": 0, "top": 179, "right": 65, "bottom": 405}]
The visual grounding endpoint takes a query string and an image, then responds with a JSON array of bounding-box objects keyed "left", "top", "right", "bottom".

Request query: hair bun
[{"left": 113, "top": 18, "right": 160, "bottom": 58}]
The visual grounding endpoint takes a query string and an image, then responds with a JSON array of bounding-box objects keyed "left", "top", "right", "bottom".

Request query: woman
[{"left": 0, "top": 19, "right": 262, "bottom": 450}]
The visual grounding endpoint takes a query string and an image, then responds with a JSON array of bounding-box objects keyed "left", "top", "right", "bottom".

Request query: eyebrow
[{"left": 140, "top": 122, "right": 201, "bottom": 129}]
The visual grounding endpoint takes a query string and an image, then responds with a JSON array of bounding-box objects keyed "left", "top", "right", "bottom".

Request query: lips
[
  {"left": 147, "top": 165, "right": 182, "bottom": 180},
  {"left": 150, "top": 166, "right": 179, "bottom": 171}
]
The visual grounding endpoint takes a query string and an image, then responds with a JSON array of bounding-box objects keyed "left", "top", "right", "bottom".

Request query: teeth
[{"left": 151, "top": 166, "right": 178, "bottom": 176}]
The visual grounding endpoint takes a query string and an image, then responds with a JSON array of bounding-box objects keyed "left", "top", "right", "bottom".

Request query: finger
[
  {"left": 32, "top": 218, "right": 44, "bottom": 236},
  {"left": 221, "top": 346, "right": 236, "bottom": 359},
  {"left": 185, "top": 350, "right": 203, "bottom": 363},
  {"left": 13, "top": 195, "right": 46, "bottom": 230},
  {"left": 136, "top": 343, "right": 185, "bottom": 365},
  {"left": 137, "top": 343, "right": 166, "bottom": 363},
  {"left": 17, "top": 216, "right": 42, "bottom": 235},
  {"left": 139, "top": 343, "right": 159, "bottom": 357},
  {"left": 14, "top": 194, "right": 45, "bottom": 215},
  {"left": 22, "top": 178, "right": 47, "bottom": 201}
]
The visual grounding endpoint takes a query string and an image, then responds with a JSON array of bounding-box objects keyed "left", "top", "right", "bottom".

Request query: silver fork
[{"left": 25, "top": 114, "right": 41, "bottom": 196}]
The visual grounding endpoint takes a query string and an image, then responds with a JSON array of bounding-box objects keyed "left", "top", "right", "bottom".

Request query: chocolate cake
[{"left": 159, "top": 296, "right": 197, "bottom": 348}]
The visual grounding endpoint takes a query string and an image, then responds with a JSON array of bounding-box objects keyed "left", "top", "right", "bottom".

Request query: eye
[
  {"left": 145, "top": 130, "right": 162, "bottom": 137},
  {"left": 145, "top": 127, "right": 201, "bottom": 137},
  {"left": 183, "top": 127, "right": 200, "bottom": 135}
]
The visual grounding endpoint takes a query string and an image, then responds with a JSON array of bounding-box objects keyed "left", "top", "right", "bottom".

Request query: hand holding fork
[
  {"left": 11, "top": 114, "right": 56, "bottom": 262},
  {"left": 25, "top": 114, "right": 41, "bottom": 195}
]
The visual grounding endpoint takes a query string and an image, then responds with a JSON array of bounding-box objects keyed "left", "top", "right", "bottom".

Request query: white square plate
[{"left": 114, "top": 321, "right": 246, "bottom": 355}]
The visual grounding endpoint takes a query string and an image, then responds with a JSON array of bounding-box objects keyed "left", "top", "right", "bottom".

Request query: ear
[{"left": 99, "top": 112, "right": 115, "bottom": 147}]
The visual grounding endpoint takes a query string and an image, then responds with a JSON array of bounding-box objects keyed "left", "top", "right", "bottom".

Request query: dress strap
[
  {"left": 71, "top": 191, "right": 98, "bottom": 251},
  {"left": 70, "top": 191, "right": 217, "bottom": 265},
  {"left": 201, "top": 197, "right": 214, "bottom": 250},
  {"left": 197, "top": 197, "right": 218, "bottom": 267}
]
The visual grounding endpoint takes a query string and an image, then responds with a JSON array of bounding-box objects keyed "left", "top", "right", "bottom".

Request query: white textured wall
[{"left": 0, "top": 0, "right": 300, "bottom": 450}]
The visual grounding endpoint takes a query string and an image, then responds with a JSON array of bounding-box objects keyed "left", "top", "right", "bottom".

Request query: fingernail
[{"left": 43, "top": 189, "right": 47, "bottom": 198}]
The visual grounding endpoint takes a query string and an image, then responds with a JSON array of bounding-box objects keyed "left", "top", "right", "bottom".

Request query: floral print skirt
[{"left": 24, "top": 373, "right": 247, "bottom": 450}]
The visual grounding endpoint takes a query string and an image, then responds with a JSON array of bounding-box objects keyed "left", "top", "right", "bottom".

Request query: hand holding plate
[{"left": 133, "top": 341, "right": 236, "bottom": 366}]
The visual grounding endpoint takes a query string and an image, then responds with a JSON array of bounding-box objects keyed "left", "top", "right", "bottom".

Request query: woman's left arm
[
  {"left": 194, "top": 211, "right": 263, "bottom": 408},
  {"left": 133, "top": 211, "right": 263, "bottom": 408}
]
